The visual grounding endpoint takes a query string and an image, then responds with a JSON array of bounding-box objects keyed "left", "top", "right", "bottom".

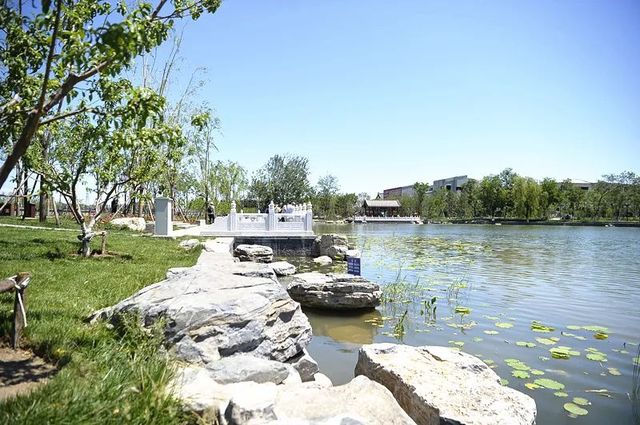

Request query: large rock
[
  {"left": 269, "top": 261, "right": 297, "bottom": 276},
  {"left": 355, "top": 343, "right": 537, "bottom": 425},
  {"left": 90, "top": 244, "right": 312, "bottom": 366},
  {"left": 207, "top": 354, "right": 299, "bottom": 385},
  {"left": 179, "top": 239, "right": 201, "bottom": 250},
  {"left": 287, "top": 272, "right": 382, "bottom": 310},
  {"left": 313, "top": 256, "right": 333, "bottom": 265},
  {"left": 110, "top": 217, "right": 146, "bottom": 232},
  {"left": 234, "top": 244, "right": 273, "bottom": 263},
  {"left": 224, "top": 375, "right": 416, "bottom": 425},
  {"left": 285, "top": 348, "right": 319, "bottom": 382},
  {"left": 314, "top": 234, "right": 349, "bottom": 260}
]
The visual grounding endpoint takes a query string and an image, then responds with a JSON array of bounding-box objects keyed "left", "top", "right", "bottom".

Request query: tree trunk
[
  {"left": 79, "top": 224, "right": 94, "bottom": 257},
  {"left": 38, "top": 179, "right": 48, "bottom": 222},
  {"left": 21, "top": 166, "right": 28, "bottom": 219},
  {"left": 51, "top": 195, "right": 60, "bottom": 226}
]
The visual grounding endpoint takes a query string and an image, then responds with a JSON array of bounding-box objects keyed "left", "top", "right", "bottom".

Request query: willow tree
[{"left": 0, "top": 0, "right": 221, "bottom": 189}]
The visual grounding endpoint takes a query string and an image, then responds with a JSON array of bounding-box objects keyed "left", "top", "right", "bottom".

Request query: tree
[
  {"left": 335, "top": 193, "right": 358, "bottom": 218},
  {"left": 478, "top": 175, "right": 505, "bottom": 218},
  {"left": 249, "top": 155, "right": 312, "bottom": 210},
  {"left": 413, "top": 182, "right": 429, "bottom": 217},
  {"left": 315, "top": 174, "right": 339, "bottom": 218},
  {"left": 512, "top": 176, "right": 541, "bottom": 221},
  {"left": 539, "top": 178, "right": 560, "bottom": 217},
  {"left": 0, "top": 0, "right": 221, "bottom": 188},
  {"left": 27, "top": 79, "right": 182, "bottom": 256}
]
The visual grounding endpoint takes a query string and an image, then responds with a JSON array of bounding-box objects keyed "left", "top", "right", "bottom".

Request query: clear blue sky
[{"left": 10, "top": 0, "right": 637, "bottom": 198}]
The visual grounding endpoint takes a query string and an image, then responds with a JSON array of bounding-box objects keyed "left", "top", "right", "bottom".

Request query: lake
[{"left": 292, "top": 223, "right": 640, "bottom": 424}]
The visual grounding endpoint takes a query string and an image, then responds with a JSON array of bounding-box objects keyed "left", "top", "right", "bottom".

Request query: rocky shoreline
[{"left": 90, "top": 237, "right": 536, "bottom": 424}]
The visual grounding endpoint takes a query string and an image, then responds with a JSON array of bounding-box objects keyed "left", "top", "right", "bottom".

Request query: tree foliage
[
  {"left": 0, "top": 0, "right": 221, "bottom": 187},
  {"left": 249, "top": 154, "right": 312, "bottom": 210}
]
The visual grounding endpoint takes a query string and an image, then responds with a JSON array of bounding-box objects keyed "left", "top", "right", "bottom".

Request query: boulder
[
  {"left": 285, "top": 348, "right": 319, "bottom": 382},
  {"left": 287, "top": 272, "right": 382, "bottom": 310},
  {"left": 224, "top": 375, "right": 416, "bottom": 425},
  {"left": 346, "top": 249, "right": 361, "bottom": 258},
  {"left": 355, "top": 343, "right": 537, "bottom": 425},
  {"left": 326, "top": 245, "right": 348, "bottom": 260},
  {"left": 207, "top": 354, "right": 298, "bottom": 385},
  {"left": 166, "top": 267, "right": 190, "bottom": 279},
  {"left": 312, "top": 373, "right": 333, "bottom": 388},
  {"left": 269, "top": 261, "right": 297, "bottom": 276},
  {"left": 234, "top": 244, "right": 273, "bottom": 263},
  {"left": 314, "top": 234, "right": 350, "bottom": 260},
  {"left": 110, "top": 217, "right": 146, "bottom": 232},
  {"left": 179, "top": 239, "right": 201, "bottom": 250},
  {"left": 90, "top": 246, "right": 312, "bottom": 366},
  {"left": 230, "top": 262, "right": 277, "bottom": 279},
  {"left": 313, "top": 256, "right": 333, "bottom": 265}
]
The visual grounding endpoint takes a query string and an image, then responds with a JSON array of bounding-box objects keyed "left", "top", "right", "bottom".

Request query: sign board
[{"left": 347, "top": 256, "right": 361, "bottom": 276}]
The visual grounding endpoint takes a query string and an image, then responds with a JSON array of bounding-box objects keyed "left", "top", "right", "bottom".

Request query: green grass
[
  {"left": 0, "top": 215, "right": 79, "bottom": 229},
  {"left": 0, "top": 226, "right": 202, "bottom": 424}
]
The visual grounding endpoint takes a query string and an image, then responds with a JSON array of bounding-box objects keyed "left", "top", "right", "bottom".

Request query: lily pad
[
  {"left": 495, "top": 322, "right": 513, "bottom": 329},
  {"left": 525, "top": 382, "right": 541, "bottom": 390},
  {"left": 593, "top": 331, "right": 608, "bottom": 340},
  {"left": 512, "top": 370, "right": 530, "bottom": 379},
  {"left": 516, "top": 341, "right": 536, "bottom": 348},
  {"left": 582, "top": 325, "right": 608, "bottom": 333},
  {"left": 455, "top": 306, "right": 471, "bottom": 315},
  {"left": 564, "top": 403, "right": 588, "bottom": 416},
  {"left": 554, "top": 391, "right": 568, "bottom": 397},
  {"left": 573, "top": 397, "right": 590, "bottom": 406},
  {"left": 531, "top": 321, "right": 555, "bottom": 333},
  {"left": 536, "top": 337, "right": 556, "bottom": 346},
  {"left": 534, "top": 378, "right": 565, "bottom": 390},
  {"left": 566, "top": 325, "right": 581, "bottom": 330},
  {"left": 586, "top": 352, "right": 607, "bottom": 362},
  {"left": 550, "top": 346, "right": 579, "bottom": 359},
  {"left": 530, "top": 369, "right": 545, "bottom": 376},
  {"left": 473, "top": 337, "right": 483, "bottom": 342},
  {"left": 500, "top": 378, "right": 509, "bottom": 386},
  {"left": 484, "top": 330, "right": 499, "bottom": 335}
]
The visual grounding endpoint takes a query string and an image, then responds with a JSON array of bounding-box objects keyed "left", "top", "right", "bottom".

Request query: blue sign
[{"left": 347, "top": 256, "right": 361, "bottom": 276}]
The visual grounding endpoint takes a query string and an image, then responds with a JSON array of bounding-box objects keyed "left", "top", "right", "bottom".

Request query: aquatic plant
[{"left": 420, "top": 296, "right": 437, "bottom": 322}]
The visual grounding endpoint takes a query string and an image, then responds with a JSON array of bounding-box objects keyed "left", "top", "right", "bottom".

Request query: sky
[{"left": 5, "top": 0, "right": 640, "bottom": 198}]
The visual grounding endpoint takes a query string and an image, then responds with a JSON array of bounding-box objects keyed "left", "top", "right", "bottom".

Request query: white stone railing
[{"left": 226, "top": 201, "right": 313, "bottom": 233}]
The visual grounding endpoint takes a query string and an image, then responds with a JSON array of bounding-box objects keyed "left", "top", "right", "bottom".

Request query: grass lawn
[{"left": 0, "top": 226, "right": 202, "bottom": 424}]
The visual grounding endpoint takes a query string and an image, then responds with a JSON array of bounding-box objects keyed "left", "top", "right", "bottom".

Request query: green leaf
[
  {"left": 563, "top": 403, "right": 588, "bottom": 416},
  {"left": 516, "top": 341, "right": 536, "bottom": 348},
  {"left": 531, "top": 321, "right": 555, "bottom": 332},
  {"left": 572, "top": 397, "right": 590, "bottom": 406},
  {"left": 535, "top": 337, "right": 556, "bottom": 345},
  {"left": 495, "top": 322, "right": 513, "bottom": 329},
  {"left": 484, "top": 330, "right": 499, "bottom": 335},
  {"left": 512, "top": 370, "right": 530, "bottom": 379},
  {"left": 534, "top": 378, "right": 565, "bottom": 390},
  {"left": 554, "top": 391, "right": 568, "bottom": 397}
]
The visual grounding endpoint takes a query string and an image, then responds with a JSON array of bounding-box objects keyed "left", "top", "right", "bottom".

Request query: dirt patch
[{"left": 0, "top": 346, "right": 56, "bottom": 401}]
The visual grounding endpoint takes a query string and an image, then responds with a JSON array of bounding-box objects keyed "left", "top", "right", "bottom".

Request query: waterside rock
[
  {"left": 110, "top": 217, "right": 146, "bottom": 232},
  {"left": 90, "top": 243, "right": 312, "bottom": 366},
  {"left": 223, "top": 375, "right": 416, "bottom": 425},
  {"left": 312, "top": 256, "right": 333, "bottom": 265},
  {"left": 269, "top": 261, "right": 297, "bottom": 276},
  {"left": 314, "top": 234, "right": 349, "bottom": 260},
  {"left": 287, "top": 272, "right": 382, "bottom": 310},
  {"left": 355, "top": 343, "right": 537, "bottom": 425},
  {"left": 234, "top": 244, "right": 274, "bottom": 263}
]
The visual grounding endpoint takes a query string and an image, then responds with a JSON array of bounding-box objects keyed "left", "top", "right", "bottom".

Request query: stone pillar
[
  {"left": 267, "top": 201, "right": 276, "bottom": 231},
  {"left": 228, "top": 200, "right": 237, "bottom": 231},
  {"left": 154, "top": 197, "right": 172, "bottom": 236},
  {"left": 305, "top": 202, "right": 313, "bottom": 232}
]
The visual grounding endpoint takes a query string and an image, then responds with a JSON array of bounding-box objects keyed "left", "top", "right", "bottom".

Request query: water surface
[{"left": 298, "top": 223, "right": 640, "bottom": 424}]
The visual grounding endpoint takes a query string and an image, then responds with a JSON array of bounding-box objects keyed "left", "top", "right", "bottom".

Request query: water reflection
[{"left": 305, "top": 308, "right": 381, "bottom": 345}]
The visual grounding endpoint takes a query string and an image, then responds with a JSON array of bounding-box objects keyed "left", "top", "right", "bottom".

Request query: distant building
[
  {"left": 569, "top": 179, "right": 594, "bottom": 191},
  {"left": 383, "top": 185, "right": 416, "bottom": 199},
  {"left": 431, "top": 175, "right": 468, "bottom": 192},
  {"left": 362, "top": 199, "right": 401, "bottom": 217}
]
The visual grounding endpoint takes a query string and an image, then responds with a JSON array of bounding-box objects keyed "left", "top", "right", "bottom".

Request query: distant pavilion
[{"left": 362, "top": 199, "right": 401, "bottom": 217}]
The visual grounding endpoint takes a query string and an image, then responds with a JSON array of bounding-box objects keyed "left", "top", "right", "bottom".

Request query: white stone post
[
  {"left": 305, "top": 202, "right": 313, "bottom": 232},
  {"left": 228, "top": 200, "right": 237, "bottom": 231},
  {"left": 267, "top": 201, "right": 276, "bottom": 231},
  {"left": 154, "top": 197, "right": 172, "bottom": 236}
]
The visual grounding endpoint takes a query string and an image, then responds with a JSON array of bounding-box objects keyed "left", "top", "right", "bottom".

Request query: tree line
[{"left": 398, "top": 169, "right": 640, "bottom": 222}]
